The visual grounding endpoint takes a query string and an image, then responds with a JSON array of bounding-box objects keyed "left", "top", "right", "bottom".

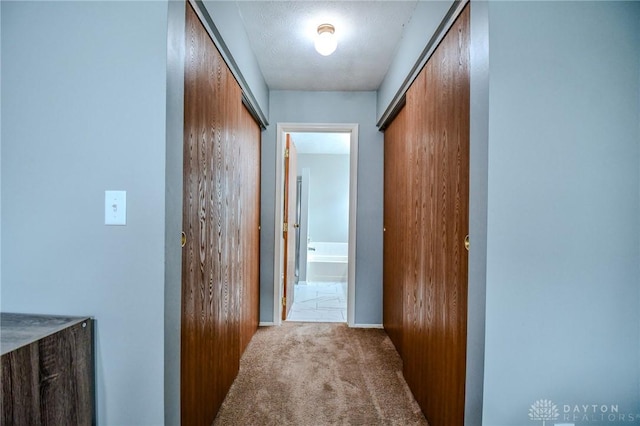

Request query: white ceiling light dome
[{"left": 315, "top": 23, "right": 337, "bottom": 56}]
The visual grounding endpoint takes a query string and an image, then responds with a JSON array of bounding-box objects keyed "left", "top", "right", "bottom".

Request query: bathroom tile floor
[{"left": 286, "top": 281, "right": 347, "bottom": 323}]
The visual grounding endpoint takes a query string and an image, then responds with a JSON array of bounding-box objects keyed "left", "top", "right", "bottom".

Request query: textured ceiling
[{"left": 236, "top": 1, "right": 418, "bottom": 91}]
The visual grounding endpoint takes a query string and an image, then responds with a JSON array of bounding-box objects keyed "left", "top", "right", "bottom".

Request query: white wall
[
  {"left": 299, "top": 168, "right": 310, "bottom": 281},
  {"left": 1, "top": 2, "right": 168, "bottom": 424},
  {"left": 164, "top": 0, "right": 186, "bottom": 423},
  {"left": 262, "top": 91, "right": 383, "bottom": 325},
  {"left": 298, "top": 154, "right": 350, "bottom": 244},
  {"left": 467, "top": 3, "right": 490, "bottom": 424},
  {"left": 0, "top": 0, "right": 3, "bottom": 294},
  {"left": 483, "top": 2, "right": 640, "bottom": 424}
]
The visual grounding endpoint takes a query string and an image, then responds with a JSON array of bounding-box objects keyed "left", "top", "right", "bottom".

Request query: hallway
[
  {"left": 3, "top": 1, "right": 638, "bottom": 424},
  {"left": 213, "top": 322, "right": 426, "bottom": 425}
]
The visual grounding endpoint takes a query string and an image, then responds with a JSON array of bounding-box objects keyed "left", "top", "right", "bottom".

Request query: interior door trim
[{"left": 273, "top": 123, "right": 359, "bottom": 327}]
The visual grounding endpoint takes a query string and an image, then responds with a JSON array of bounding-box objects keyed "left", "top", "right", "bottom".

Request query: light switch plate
[{"left": 105, "top": 190, "right": 126, "bottom": 225}]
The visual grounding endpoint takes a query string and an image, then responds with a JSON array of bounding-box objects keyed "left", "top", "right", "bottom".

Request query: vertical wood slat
[
  {"left": 383, "top": 5, "right": 470, "bottom": 426},
  {"left": 181, "top": 4, "right": 261, "bottom": 425}
]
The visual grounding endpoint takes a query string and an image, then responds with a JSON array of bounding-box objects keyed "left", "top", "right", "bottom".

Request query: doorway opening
[
  {"left": 289, "top": 131, "right": 349, "bottom": 322},
  {"left": 273, "top": 123, "right": 358, "bottom": 326}
]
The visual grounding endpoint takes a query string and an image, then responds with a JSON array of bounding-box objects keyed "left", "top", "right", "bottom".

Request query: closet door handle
[
  {"left": 464, "top": 235, "right": 470, "bottom": 251},
  {"left": 181, "top": 232, "right": 187, "bottom": 248}
]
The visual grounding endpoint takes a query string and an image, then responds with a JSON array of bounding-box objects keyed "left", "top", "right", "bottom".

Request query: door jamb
[{"left": 273, "top": 123, "right": 359, "bottom": 326}]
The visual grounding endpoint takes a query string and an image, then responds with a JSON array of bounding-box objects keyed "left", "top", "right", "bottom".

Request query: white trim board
[{"left": 273, "top": 123, "right": 359, "bottom": 327}]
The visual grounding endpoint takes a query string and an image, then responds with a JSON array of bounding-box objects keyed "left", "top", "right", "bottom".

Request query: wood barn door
[
  {"left": 383, "top": 4, "right": 470, "bottom": 425},
  {"left": 181, "top": 3, "right": 261, "bottom": 425}
]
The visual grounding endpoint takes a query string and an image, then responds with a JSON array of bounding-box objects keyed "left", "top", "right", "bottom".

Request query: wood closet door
[
  {"left": 181, "top": 3, "right": 261, "bottom": 425},
  {"left": 405, "top": 5, "right": 470, "bottom": 425},
  {"left": 383, "top": 104, "right": 409, "bottom": 356},
  {"left": 239, "top": 102, "right": 261, "bottom": 355},
  {"left": 383, "top": 4, "right": 470, "bottom": 426}
]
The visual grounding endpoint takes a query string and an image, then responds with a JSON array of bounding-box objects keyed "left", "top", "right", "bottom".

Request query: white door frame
[{"left": 273, "top": 123, "right": 358, "bottom": 326}]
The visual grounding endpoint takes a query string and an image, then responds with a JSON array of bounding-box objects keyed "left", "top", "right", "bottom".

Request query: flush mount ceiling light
[{"left": 314, "top": 23, "right": 337, "bottom": 56}]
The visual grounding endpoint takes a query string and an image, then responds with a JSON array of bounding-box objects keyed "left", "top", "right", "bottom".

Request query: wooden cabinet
[{"left": 1, "top": 313, "right": 94, "bottom": 425}]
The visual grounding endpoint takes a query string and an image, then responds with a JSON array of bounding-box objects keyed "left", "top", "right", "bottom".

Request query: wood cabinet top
[{"left": 1, "top": 312, "right": 91, "bottom": 355}]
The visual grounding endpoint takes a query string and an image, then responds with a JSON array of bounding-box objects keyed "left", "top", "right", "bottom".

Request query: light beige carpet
[{"left": 213, "top": 322, "right": 428, "bottom": 426}]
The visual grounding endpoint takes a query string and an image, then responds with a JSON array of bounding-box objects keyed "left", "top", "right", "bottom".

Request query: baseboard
[
  {"left": 258, "top": 321, "right": 382, "bottom": 329},
  {"left": 350, "top": 323, "right": 384, "bottom": 329}
]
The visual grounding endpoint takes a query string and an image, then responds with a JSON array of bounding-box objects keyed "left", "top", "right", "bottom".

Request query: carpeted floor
[{"left": 213, "top": 322, "right": 428, "bottom": 426}]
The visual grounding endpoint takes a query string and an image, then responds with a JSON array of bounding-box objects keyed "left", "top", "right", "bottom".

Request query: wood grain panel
[
  {"left": 383, "top": 4, "right": 469, "bottom": 425},
  {"left": 1, "top": 344, "right": 41, "bottom": 425},
  {"left": 239, "top": 102, "right": 261, "bottom": 354},
  {"left": 405, "top": 66, "right": 430, "bottom": 412},
  {"left": 383, "top": 104, "right": 408, "bottom": 355},
  {"left": 1, "top": 321, "right": 93, "bottom": 425},
  {"left": 181, "top": 4, "right": 261, "bottom": 425}
]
